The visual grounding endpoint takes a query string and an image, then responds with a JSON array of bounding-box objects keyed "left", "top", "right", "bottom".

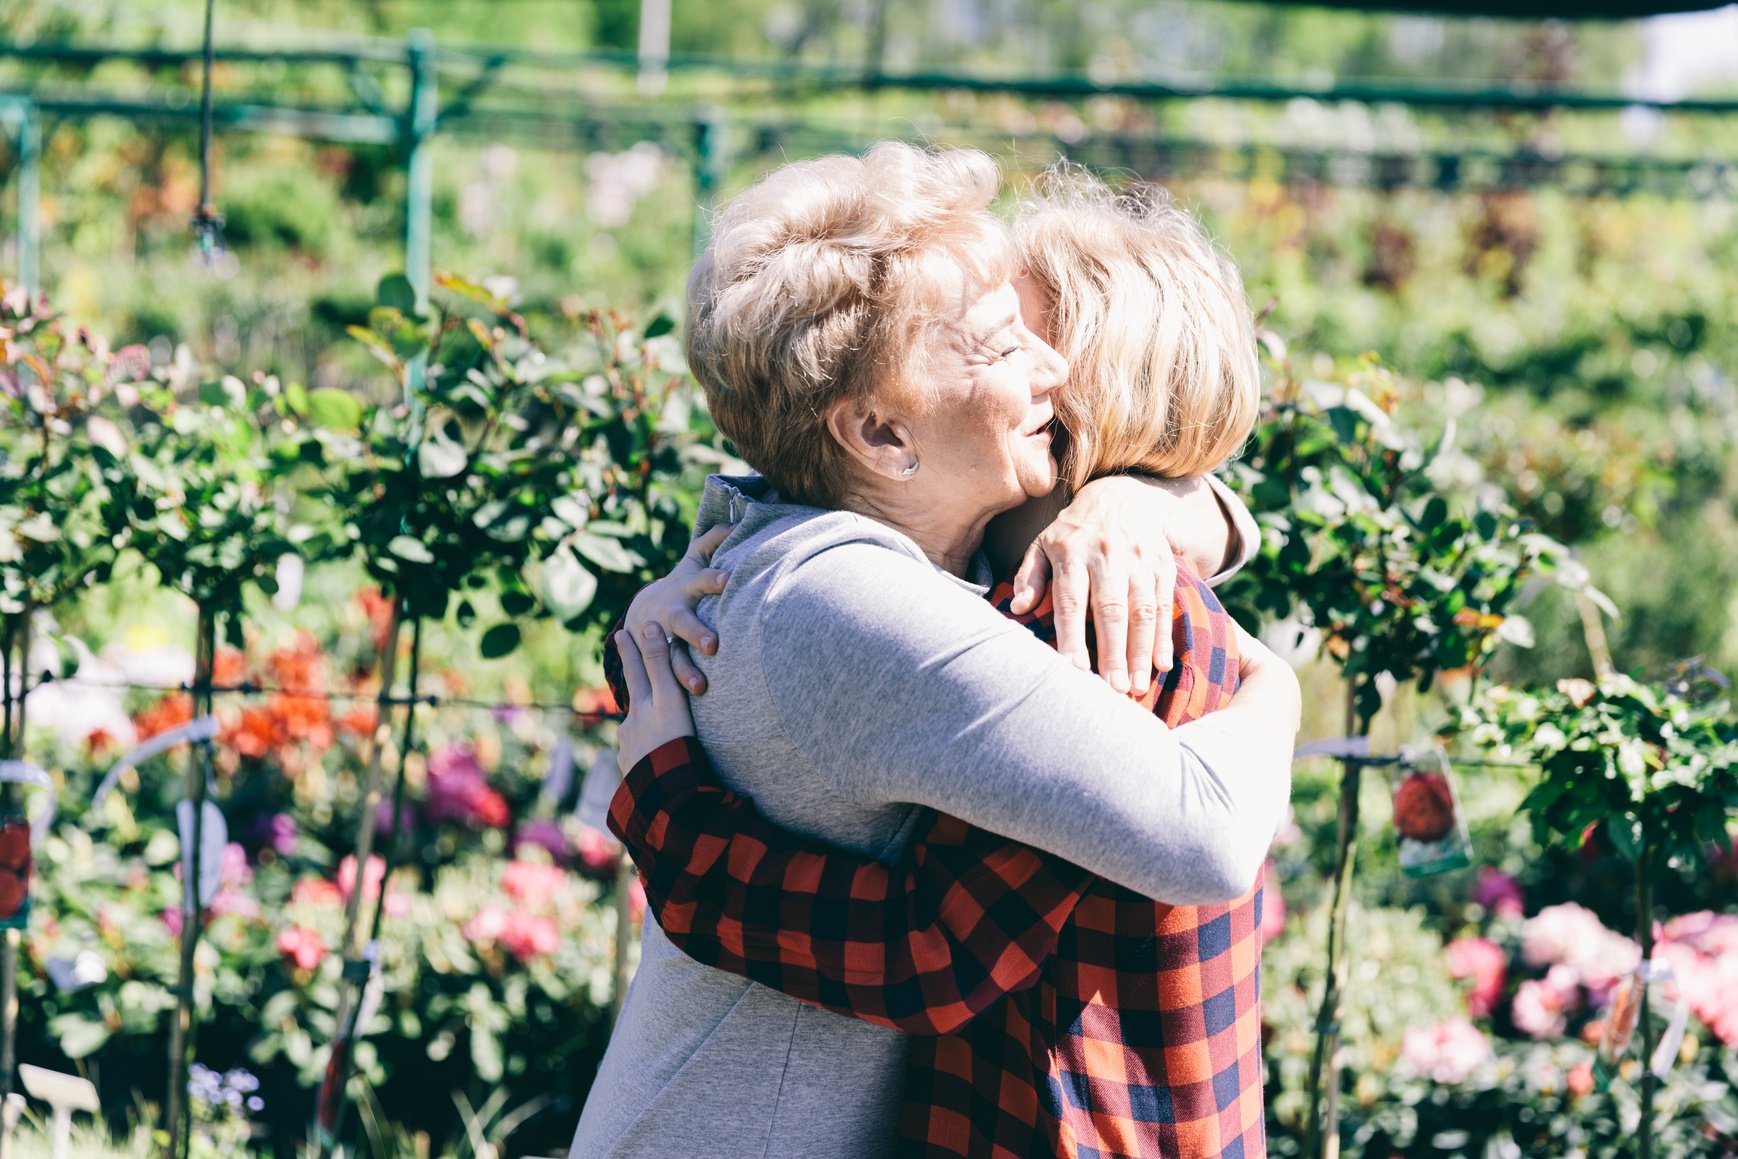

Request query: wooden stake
[{"left": 166, "top": 607, "right": 216, "bottom": 1159}]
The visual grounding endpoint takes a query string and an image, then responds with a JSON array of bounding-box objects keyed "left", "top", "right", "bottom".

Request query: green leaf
[
  {"left": 1607, "top": 815, "right": 1645, "bottom": 862},
  {"left": 417, "top": 428, "right": 469, "bottom": 479},
  {"left": 573, "top": 531, "right": 641, "bottom": 574},
  {"left": 644, "top": 314, "right": 676, "bottom": 339},
  {"left": 50, "top": 1014, "right": 111, "bottom": 1060},
  {"left": 377, "top": 273, "right": 419, "bottom": 314},
  {"left": 500, "top": 590, "right": 537, "bottom": 617},
  {"left": 541, "top": 548, "right": 598, "bottom": 619},
  {"left": 284, "top": 381, "right": 311, "bottom": 417},
  {"left": 470, "top": 1024, "right": 504, "bottom": 1084},
  {"left": 387, "top": 535, "right": 434, "bottom": 564},
  {"left": 480, "top": 623, "right": 522, "bottom": 659},
  {"left": 307, "top": 389, "right": 364, "bottom": 432}
]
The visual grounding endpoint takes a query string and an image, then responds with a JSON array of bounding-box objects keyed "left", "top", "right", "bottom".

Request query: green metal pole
[
  {"left": 15, "top": 103, "right": 37, "bottom": 299},
  {"left": 692, "top": 103, "right": 726, "bottom": 257},
  {"left": 404, "top": 28, "right": 437, "bottom": 397}
]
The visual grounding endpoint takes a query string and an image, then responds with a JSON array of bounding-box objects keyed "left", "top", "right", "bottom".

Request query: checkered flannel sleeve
[{"left": 608, "top": 742, "right": 1092, "bottom": 1034}]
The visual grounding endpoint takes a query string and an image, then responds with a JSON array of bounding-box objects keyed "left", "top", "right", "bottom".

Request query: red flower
[
  {"left": 1393, "top": 771, "right": 1456, "bottom": 843},
  {"left": 277, "top": 925, "right": 327, "bottom": 972}
]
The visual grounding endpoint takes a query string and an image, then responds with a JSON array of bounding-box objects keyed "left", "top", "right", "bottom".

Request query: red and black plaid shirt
[{"left": 608, "top": 563, "right": 1266, "bottom": 1158}]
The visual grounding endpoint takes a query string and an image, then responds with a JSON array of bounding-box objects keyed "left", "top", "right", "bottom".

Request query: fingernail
[
  {"left": 643, "top": 623, "right": 662, "bottom": 640},
  {"left": 688, "top": 678, "right": 704, "bottom": 692},
  {"left": 701, "top": 634, "right": 716, "bottom": 651},
  {"left": 1110, "top": 673, "right": 1129, "bottom": 694}
]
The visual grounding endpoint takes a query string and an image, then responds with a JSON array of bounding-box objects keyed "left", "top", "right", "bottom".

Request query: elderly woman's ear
[{"left": 825, "top": 399, "right": 921, "bottom": 484}]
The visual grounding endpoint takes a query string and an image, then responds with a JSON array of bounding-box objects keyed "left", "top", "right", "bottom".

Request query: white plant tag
[
  {"left": 176, "top": 798, "right": 227, "bottom": 914},
  {"left": 541, "top": 736, "right": 574, "bottom": 804},
  {"left": 92, "top": 716, "right": 219, "bottom": 814},
  {"left": 575, "top": 748, "right": 620, "bottom": 833}
]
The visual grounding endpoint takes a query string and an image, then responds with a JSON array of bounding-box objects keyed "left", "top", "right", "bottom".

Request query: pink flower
[
  {"left": 464, "top": 905, "right": 508, "bottom": 945},
  {"left": 425, "top": 743, "right": 510, "bottom": 829},
  {"left": 291, "top": 877, "right": 343, "bottom": 908},
  {"left": 1445, "top": 937, "right": 1507, "bottom": 1018},
  {"left": 1656, "top": 931, "right": 1738, "bottom": 1047},
  {"left": 575, "top": 826, "right": 621, "bottom": 876},
  {"left": 276, "top": 925, "right": 327, "bottom": 972},
  {"left": 336, "top": 854, "right": 409, "bottom": 917},
  {"left": 220, "top": 843, "right": 253, "bottom": 888},
  {"left": 1400, "top": 1019, "right": 1494, "bottom": 1084},
  {"left": 1259, "top": 861, "right": 1286, "bottom": 942},
  {"left": 1520, "top": 903, "right": 1638, "bottom": 994},
  {"left": 210, "top": 886, "right": 260, "bottom": 921},
  {"left": 1661, "top": 912, "right": 1738, "bottom": 959},
  {"left": 628, "top": 876, "right": 646, "bottom": 922},
  {"left": 502, "top": 860, "right": 566, "bottom": 911},
  {"left": 514, "top": 818, "right": 569, "bottom": 864},
  {"left": 1511, "top": 966, "right": 1580, "bottom": 1040},
  {"left": 500, "top": 912, "right": 560, "bottom": 962},
  {"left": 463, "top": 906, "right": 560, "bottom": 963},
  {"left": 1471, "top": 868, "right": 1524, "bottom": 918},
  {"left": 162, "top": 907, "right": 184, "bottom": 938},
  {"left": 338, "top": 854, "right": 387, "bottom": 904}
]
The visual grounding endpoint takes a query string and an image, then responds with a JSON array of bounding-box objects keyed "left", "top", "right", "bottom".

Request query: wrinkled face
[{"left": 904, "top": 280, "right": 1069, "bottom": 514}]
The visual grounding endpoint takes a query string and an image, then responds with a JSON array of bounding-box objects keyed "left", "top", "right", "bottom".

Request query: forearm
[
  {"left": 770, "top": 551, "right": 1295, "bottom": 904},
  {"left": 609, "top": 738, "right": 1090, "bottom": 1035}
]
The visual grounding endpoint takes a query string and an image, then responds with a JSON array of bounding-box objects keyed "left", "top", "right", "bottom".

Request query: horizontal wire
[{"left": 19, "top": 671, "right": 622, "bottom": 720}]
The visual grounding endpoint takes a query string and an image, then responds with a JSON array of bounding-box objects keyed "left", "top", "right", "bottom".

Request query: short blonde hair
[
  {"left": 1016, "top": 168, "right": 1260, "bottom": 490},
  {"left": 686, "top": 142, "right": 1016, "bottom": 507}
]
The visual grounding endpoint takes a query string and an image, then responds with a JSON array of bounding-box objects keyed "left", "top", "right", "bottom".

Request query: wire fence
[{"left": 4, "top": 29, "right": 1738, "bottom": 301}]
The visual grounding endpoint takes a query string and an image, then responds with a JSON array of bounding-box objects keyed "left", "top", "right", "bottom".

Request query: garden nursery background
[{"left": 2, "top": 0, "right": 1738, "bottom": 1155}]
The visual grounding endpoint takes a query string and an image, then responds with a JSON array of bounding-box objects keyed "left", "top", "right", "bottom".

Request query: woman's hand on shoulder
[
  {"left": 1008, "top": 476, "right": 1181, "bottom": 696},
  {"left": 614, "top": 622, "right": 698, "bottom": 777},
  {"left": 623, "top": 522, "right": 733, "bottom": 695}
]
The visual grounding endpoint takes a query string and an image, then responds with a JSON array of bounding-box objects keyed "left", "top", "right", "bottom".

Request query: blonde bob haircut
[
  {"left": 686, "top": 142, "right": 1017, "bottom": 508},
  {"left": 1015, "top": 168, "right": 1261, "bottom": 491}
]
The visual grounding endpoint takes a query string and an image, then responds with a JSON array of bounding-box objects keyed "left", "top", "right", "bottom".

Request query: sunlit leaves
[
  {"left": 1220, "top": 350, "right": 1601, "bottom": 728},
  {"left": 1469, "top": 675, "right": 1738, "bottom": 881}
]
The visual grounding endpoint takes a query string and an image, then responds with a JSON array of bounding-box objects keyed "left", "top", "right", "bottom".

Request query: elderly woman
[
  {"left": 570, "top": 144, "right": 1298, "bottom": 1158},
  {"left": 602, "top": 167, "right": 1277, "bottom": 1159}
]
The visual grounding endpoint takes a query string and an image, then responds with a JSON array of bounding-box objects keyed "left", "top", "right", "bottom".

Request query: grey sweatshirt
[{"left": 569, "top": 474, "right": 1287, "bottom": 1159}]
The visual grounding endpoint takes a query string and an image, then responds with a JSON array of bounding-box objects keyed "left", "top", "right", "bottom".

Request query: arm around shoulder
[{"left": 761, "top": 543, "right": 1299, "bottom": 905}]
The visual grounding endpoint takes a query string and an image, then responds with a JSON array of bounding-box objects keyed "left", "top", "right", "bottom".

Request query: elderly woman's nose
[{"left": 1032, "top": 337, "right": 1069, "bottom": 394}]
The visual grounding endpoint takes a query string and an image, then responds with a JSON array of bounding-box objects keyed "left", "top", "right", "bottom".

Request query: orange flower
[
  {"left": 266, "top": 630, "right": 327, "bottom": 693},
  {"left": 134, "top": 694, "right": 194, "bottom": 741},
  {"left": 573, "top": 686, "right": 620, "bottom": 717},
  {"left": 212, "top": 647, "right": 249, "bottom": 688},
  {"left": 337, "top": 701, "right": 378, "bottom": 739},
  {"left": 224, "top": 706, "right": 285, "bottom": 761}
]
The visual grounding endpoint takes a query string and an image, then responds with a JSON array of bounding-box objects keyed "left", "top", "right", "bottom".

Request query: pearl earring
[{"left": 899, "top": 462, "right": 920, "bottom": 479}]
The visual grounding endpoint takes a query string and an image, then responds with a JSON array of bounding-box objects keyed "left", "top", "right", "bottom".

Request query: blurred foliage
[
  {"left": 1220, "top": 346, "right": 1599, "bottom": 727},
  {"left": 1464, "top": 673, "right": 1738, "bottom": 883}
]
